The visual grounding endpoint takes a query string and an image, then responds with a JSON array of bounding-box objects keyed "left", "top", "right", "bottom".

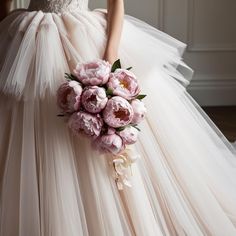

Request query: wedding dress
[{"left": 0, "top": 0, "right": 236, "bottom": 235}]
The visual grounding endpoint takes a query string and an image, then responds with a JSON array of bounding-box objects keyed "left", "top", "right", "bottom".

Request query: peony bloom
[
  {"left": 81, "top": 86, "right": 108, "bottom": 113},
  {"left": 68, "top": 111, "right": 103, "bottom": 138},
  {"left": 131, "top": 99, "right": 147, "bottom": 124},
  {"left": 107, "top": 69, "right": 140, "bottom": 100},
  {"left": 118, "top": 126, "right": 139, "bottom": 145},
  {"left": 73, "top": 59, "right": 111, "bottom": 86},
  {"left": 94, "top": 130, "right": 125, "bottom": 155},
  {"left": 57, "top": 80, "right": 83, "bottom": 113},
  {"left": 103, "top": 96, "right": 134, "bottom": 128}
]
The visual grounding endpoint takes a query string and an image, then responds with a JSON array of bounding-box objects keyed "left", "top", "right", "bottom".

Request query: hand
[{"left": 103, "top": 48, "right": 118, "bottom": 65}]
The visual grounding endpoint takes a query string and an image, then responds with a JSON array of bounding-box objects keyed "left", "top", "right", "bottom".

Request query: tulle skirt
[{"left": 0, "top": 8, "right": 236, "bottom": 236}]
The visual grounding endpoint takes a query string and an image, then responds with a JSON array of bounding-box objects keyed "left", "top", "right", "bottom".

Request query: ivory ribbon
[{"left": 111, "top": 149, "right": 140, "bottom": 190}]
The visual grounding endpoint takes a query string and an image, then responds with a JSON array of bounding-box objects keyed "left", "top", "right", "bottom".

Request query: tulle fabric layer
[
  {"left": 0, "top": 8, "right": 236, "bottom": 236},
  {"left": 0, "top": 9, "right": 192, "bottom": 99}
]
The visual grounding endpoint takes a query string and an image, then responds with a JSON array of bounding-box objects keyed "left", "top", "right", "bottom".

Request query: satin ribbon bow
[{"left": 112, "top": 149, "right": 140, "bottom": 190}]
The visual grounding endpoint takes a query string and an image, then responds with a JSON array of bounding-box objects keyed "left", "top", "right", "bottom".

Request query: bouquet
[{"left": 57, "top": 59, "right": 147, "bottom": 189}]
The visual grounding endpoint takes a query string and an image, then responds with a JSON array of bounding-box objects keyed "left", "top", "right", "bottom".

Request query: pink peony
[
  {"left": 57, "top": 81, "right": 83, "bottom": 113},
  {"left": 73, "top": 59, "right": 111, "bottom": 86},
  {"left": 94, "top": 130, "right": 125, "bottom": 155},
  {"left": 103, "top": 96, "right": 134, "bottom": 128},
  {"left": 107, "top": 69, "right": 140, "bottom": 100},
  {"left": 81, "top": 86, "right": 108, "bottom": 113},
  {"left": 68, "top": 111, "right": 103, "bottom": 138},
  {"left": 118, "top": 126, "right": 139, "bottom": 145},
  {"left": 131, "top": 99, "right": 147, "bottom": 124}
]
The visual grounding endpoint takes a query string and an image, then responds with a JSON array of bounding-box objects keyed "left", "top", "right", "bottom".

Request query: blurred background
[{"left": 10, "top": 0, "right": 236, "bottom": 142}]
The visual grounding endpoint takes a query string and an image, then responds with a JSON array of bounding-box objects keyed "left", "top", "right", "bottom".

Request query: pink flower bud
[
  {"left": 108, "top": 69, "right": 140, "bottom": 100},
  {"left": 68, "top": 111, "right": 103, "bottom": 138},
  {"left": 118, "top": 126, "right": 139, "bottom": 145},
  {"left": 103, "top": 96, "right": 134, "bottom": 128},
  {"left": 94, "top": 133, "right": 125, "bottom": 155},
  {"left": 81, "top": 86, "right": 108, "bottom": 113},
  {"left": 74, "top": 59, "right": 111, "bottom": 86},
  {"left": 57, "top": 81, "right": 82, "bottom": 113},
  {"left": 131, "top": 99, "right": 147, "bottom": 124}
]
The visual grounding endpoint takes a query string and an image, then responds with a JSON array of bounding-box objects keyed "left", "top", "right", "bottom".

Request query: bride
[{"left": 0, "top": 0, "right": 236, "bottom": 235}]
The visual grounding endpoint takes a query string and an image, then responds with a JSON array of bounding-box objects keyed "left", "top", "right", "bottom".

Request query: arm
[
  {"left": 103, "top": 0, "right": 124, "bottom": 64},
  {"left": 0, "top": 0, "right": 11, "bottom": 21}
]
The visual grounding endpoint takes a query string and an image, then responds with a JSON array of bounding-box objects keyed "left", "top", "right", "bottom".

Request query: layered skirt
[{"left": 0, "top": 8, "right": 236, "bottom": 236}]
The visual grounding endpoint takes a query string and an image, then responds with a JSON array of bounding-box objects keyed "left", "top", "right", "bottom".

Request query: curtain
[{"left": 11, "top": 0, "right": 29, "bottom": 10}]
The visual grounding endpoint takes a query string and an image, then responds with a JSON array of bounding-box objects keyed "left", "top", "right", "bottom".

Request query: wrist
[
  {"left": 103, "top": 48, "right": 118, "bottom": 65},
  {"left": 104, "top": 46, "right": 117, "bottom": 55}
]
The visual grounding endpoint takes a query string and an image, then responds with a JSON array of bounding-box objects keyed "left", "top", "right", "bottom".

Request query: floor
[{"left": 203, "top": 106, "right": 236, "bottom": 143}]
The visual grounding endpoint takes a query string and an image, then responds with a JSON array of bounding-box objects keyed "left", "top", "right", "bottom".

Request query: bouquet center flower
[
  {"left": 119, "top": 79, "right": 129, "bottom": 89},
  {"left": 114, "top": 109, "right": 131, "bottom": 122},
  {"left": 87, "top": 94, "right": 97, "bottom": 104}
]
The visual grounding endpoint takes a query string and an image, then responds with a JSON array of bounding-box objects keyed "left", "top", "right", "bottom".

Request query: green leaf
[
  {"left": 116, "top": 126, "right": 126, "bottom": 132},
  {"left": 65, "top": 73, "right": 71, "bottom": 80},
  {"left": 106, "top": 88, "right": 113, "bottom": 96},
  {"left": 131, "top": 124, "right": 141, "bottom": 132},
  {"left": 111, "top": 59, "right": 121, "bottom": 72},
  {"left": 70, "top": 74, "right": 78, "bottom": 80},
  {"left": 126, "top": 67, "right": 132, "bottom": 70},
  {"left": 136, "top": 94, "right": 147, "bottom": 100},
  {"left": 65, "top": 73, "right": 78, "bottom": 81}
]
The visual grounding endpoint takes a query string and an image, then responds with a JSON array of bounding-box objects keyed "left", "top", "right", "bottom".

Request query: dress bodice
[{"left": 28, "top": 0, "right": 89, "bottom": 13}]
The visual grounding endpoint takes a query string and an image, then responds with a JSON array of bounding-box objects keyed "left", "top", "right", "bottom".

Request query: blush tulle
[{"left": 0, "top": 8, "right": 236, "bottom": 236}]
